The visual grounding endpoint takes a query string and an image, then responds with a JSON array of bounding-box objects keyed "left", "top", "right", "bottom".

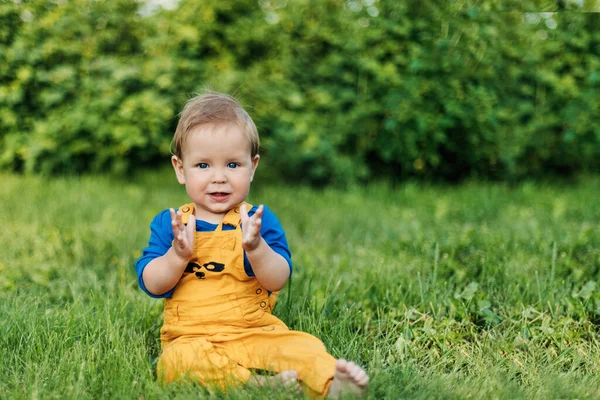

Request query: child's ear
[
  {"left": 250, "top": 154, "right": 260, "bottom": 182},
  {"left": 171, "top": 156, "right": 186, "bottom": 184}
]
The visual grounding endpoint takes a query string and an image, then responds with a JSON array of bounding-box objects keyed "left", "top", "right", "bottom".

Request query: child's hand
[
  {"left": 170, "top": 208, "right": 195, "bottom": 262},
  {"left": 240, "top": 204, "right": 263, "bottom": 252}
]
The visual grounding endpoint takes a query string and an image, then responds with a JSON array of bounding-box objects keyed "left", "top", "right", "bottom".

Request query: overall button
[
  {"left": 260, "top": 301, "right": 266, "bottom": 308},
  {"left": 256, "top": 289, "right": 262, "bottom": 295}
]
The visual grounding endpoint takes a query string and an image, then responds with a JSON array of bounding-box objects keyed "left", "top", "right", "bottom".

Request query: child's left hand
[{"left": 240, "top": 204, "right": 263, "bottom": 252}]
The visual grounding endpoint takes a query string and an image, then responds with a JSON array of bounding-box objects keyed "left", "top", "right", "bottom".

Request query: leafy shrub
[{"left": 1, "top": 0, "right": 599, "bottom": 183}]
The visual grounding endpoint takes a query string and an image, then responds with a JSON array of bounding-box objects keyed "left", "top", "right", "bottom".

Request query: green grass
[{"left": 2, "top": 170, "right": 600, "bottom": 399}]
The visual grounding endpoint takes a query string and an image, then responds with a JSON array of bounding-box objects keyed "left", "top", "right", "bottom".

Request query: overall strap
[
  {"left": 176, "top": 202, "right": 254, "bottom": 230},
  {"left": 178, "top": 203, "right": 195, "bottom": 225},
  {"left": 218, "top": 202, "right": 253, "bottom": 231}
]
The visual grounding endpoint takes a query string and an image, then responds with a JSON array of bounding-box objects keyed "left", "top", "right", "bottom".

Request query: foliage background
[{"left": 1, "top": 0, "right": 599, "bottom": 185}]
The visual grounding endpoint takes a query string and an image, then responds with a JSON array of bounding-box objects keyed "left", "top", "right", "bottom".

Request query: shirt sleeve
[
  {"left": 244, "top": 205, "right": 293, "bottom": 277},
  {"left": 135, "top": 209, "right": 176, "bottom": 298}
]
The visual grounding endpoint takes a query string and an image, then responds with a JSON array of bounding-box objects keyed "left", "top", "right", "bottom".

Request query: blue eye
[
  {"left": 227, "top": 162, "right": 238, "bottom": 168},
  {"left": 197, "top": 163, "right": 208, "bottom": 169}
]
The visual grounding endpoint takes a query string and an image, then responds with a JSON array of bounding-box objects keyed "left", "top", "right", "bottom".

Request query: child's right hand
[{"left": 170, "top": 208, "right": 196, "bottom": 262}]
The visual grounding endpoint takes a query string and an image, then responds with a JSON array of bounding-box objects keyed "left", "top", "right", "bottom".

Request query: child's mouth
[{"left": 209, "top": 192, "right": 230, "bottom": 202}]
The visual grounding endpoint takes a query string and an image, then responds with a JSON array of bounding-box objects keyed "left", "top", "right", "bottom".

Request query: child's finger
[
  {"left": 240, "top": 204, "right": 248, "bottom": 223},
  {"left": 171, "top": 210, "right": 181, "bottom": 227},
  {"left": 186, "top": 215, "right": 196, "bottom": 236},
  {"left": 170, "top": 210, "right": 180, "bottom": 234},
  {"left": 247, "top": 220, "right": 261, "bottom": 239},
  {"left": 253, "top": 204, "right": 264, "bottom": 219}
]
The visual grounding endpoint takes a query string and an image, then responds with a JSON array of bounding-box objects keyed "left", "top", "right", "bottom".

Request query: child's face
[{"left": 172, "top": 122, "right": 259, "bottom": 224}]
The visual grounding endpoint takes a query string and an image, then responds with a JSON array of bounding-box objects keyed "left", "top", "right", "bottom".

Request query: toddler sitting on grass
[{"left": 136, "top": 91, "right": 369, "bottom": 398}]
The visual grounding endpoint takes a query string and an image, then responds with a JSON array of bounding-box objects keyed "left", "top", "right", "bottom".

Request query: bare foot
[
  {"left": 327, "top": 359, "right": 369, "bottom": 399},
  {"left": 247, "top": 370, "right": 301, "bottom": 393}
]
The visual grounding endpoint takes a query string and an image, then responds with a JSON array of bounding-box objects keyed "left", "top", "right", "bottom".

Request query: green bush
[
  {"left": 0, "top": 0, "right": 175, "bottom": 174},
  {"left": 1, "top": 0, "right": 599, "bottom": 183}
]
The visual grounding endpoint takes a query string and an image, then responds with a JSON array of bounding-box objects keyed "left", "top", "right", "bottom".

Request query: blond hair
[{"left": 172, "top": 92, "right": 259, "bottom": 159}]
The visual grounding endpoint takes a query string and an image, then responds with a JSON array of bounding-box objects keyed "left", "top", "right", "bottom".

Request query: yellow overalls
[{"left": 157, "top": 203, "right": 337, "bottom": 396}]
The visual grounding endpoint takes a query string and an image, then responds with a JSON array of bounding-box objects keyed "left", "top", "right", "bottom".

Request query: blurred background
[{"left": 1, "top": 0, "right": 599, "bottom": 185}]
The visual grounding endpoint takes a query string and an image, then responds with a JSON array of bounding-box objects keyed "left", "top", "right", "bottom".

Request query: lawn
[{"left": 1, "top": 170, "right": 600, "bottom": 399}]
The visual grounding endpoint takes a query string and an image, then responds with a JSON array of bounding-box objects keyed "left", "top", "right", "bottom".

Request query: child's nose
[{"left": 211, "top": 168, "right": 227, "bottom": 183}]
